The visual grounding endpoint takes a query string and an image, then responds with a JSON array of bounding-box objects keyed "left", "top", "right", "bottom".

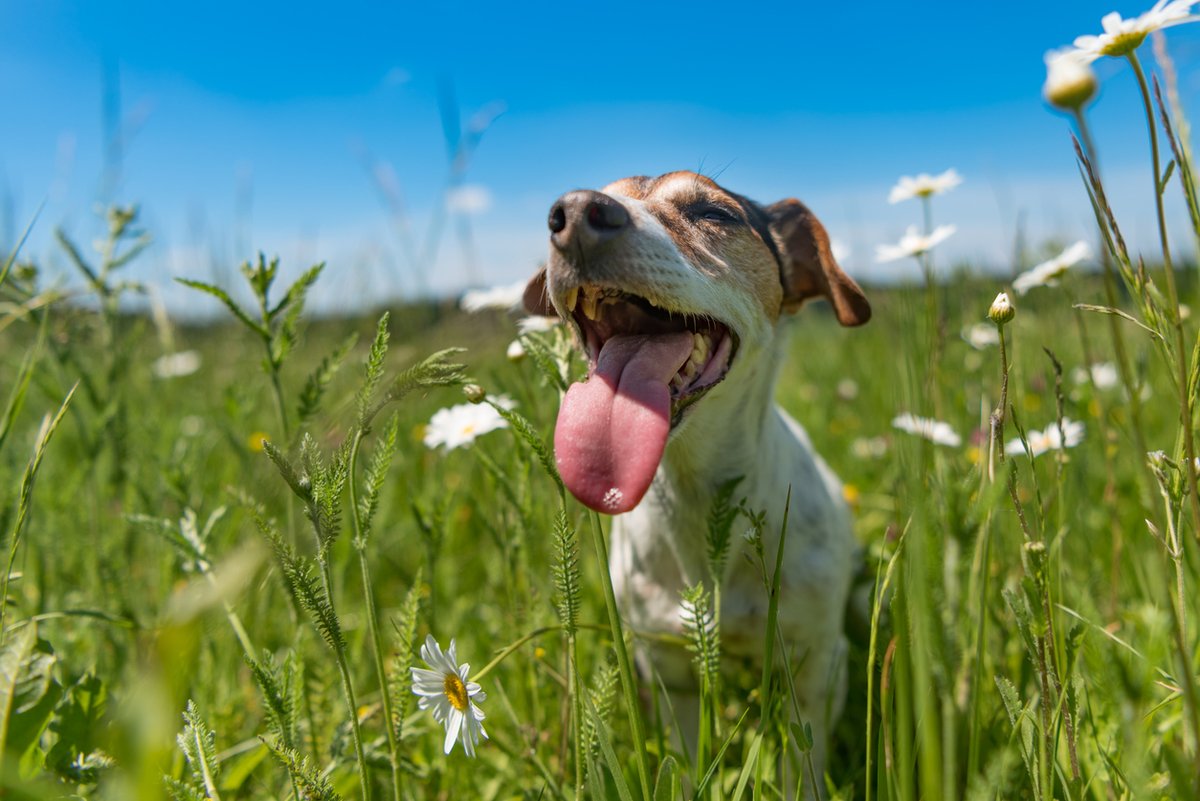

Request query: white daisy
[
  {"left": 517, "top": 315, "right": 560, "bottom": 334},
  {"left": 423, "top": 397, "right": 515, "bottom": 451},
  {"left": 460, "top": 280, "right": 526, "bottom": 313},
  {"left": 887, "top": 169, "right": 963, "bottom": 204},
  {"left": 1073, "top": 1, "right": 1199, "bottom": 60},
  {"left": 1071, "top": 362, "right": 1119, "bottom": 389},
  {"left": 152, "top": 350, "right": 202, "bottom": 379},
  {"left": 892, "top": 413, "right": 962, "bottom": 447},
  {"left": 1006, "top": 418, "right": 1085, "bottom": 457},
  {"left": 963, "top": 323, "right": 1000, "bottom": 349},
  {"left": 1012, "top": 241, "right": 1091, "bottom": 295},
  {"left": 506, "top": 339, "right": 526, "bottom": 361},
  {"left": 875, "top": 225, "right": 957, "bottom": 263},
  {"left": 1042, "top": 48, "right": 1098, "bottom": 110},
  {"left": 410, "top": 635, "right": 488, "bottom": 757}
]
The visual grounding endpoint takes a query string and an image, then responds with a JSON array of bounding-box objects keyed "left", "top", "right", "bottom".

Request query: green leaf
[
  {"left": 653, "top": 755, "right": 680, "bottom": 801},
  {"left": 45, "top": 673, "right": 110, "bottom": 785},
  {"left": 356, "top": 312, "right": 391, "bottom": 426},
  {"left": 6, "top": 636, "right": 62, "bottom": 760},
  {"left": 705, "top": 475, "right": 744, "bottom": 580},
  {"left": 0, "top": 204, "right": 41, "bottom": 291},
  {"left": 261, "top": 735, "right": 342, "bottom": 801},
  {"left": 0, "top": 625, "right": 38, "bottom": 758},
  {"left": 552, "top": 509, "right": 580, "bottom": 635},
  {"left": 175, "top": 278, "right": 268, "bottom": 338},
  {"left": 298, "top": 332, "right": 358, "bottom": 428},
  {"left": 489, "top": 401, "right": 563, "bottom": 493},
  {"left": 53, "top": 229, "right": 101, "bottom": 290}
]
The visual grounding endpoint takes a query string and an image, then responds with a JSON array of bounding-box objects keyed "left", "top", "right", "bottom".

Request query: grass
[
  {"left": 4, "top": 40, "right": 1200, "bottom": 801},
  {"left": 0, "top": 253, "right": 1197, "bottom": 800}
]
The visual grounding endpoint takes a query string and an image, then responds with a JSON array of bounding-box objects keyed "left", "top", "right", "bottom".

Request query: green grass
[{"left": 1, "top": 246, "right": 1198, "bottom": 800}]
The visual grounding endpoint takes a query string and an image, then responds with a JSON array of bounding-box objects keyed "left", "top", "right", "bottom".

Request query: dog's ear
[
  {"left": 767, "top": 199, "right": 870, "bottom": 326},
  {"left": 523, "top": 266, "right": 556, "bottom": 316}
]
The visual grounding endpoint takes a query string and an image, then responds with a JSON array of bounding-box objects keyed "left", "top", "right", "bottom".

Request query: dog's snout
[{"left": 548, "top": 190, "right": 629, "bottom": 255}]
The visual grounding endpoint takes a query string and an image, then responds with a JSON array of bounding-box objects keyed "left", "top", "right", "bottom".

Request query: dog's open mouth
[
  {"left": 553, "top": 283, "right": 738, "bottom": 515},
  {"left": 565, "top": 285, "right": 738, "bottom": 420}
]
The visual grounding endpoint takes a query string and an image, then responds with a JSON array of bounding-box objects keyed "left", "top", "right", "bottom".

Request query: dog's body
[{"left": 525, "top": 171, "right": 869, "bottom": 792}]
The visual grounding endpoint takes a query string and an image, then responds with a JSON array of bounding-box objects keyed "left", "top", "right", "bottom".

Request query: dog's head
[{"left": 524, "top": 171, "right": 870, "bottom": 514}]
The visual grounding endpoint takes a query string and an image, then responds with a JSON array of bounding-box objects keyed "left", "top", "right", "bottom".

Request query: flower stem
[
  {"left": 348, "top": 428, "right": 403, "bottom": 801},
  {"left": 588, "top": 510, "right": 653, "bottom": 801},
  {"left": 1129, "top": 52, "right": 1200, "bottom": 530},
  {"left": 1070, "top": 109, "right": 1154, "bottom": 489}
]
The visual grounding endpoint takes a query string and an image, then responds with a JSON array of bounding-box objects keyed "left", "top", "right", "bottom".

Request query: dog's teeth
[
  {"left": 581, "top": 293, "right": 599, "bottom": 320},
  {"left": 565, "top": 287, "right": 579, "bottom": 311}
]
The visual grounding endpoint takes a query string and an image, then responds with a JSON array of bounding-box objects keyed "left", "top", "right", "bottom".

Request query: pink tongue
[{"left": 555, "top": 332, "right": 694, "bottom": 513}]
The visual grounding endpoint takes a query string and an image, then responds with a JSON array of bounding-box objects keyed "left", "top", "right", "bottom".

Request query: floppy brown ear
[
  {"left": 522, "top": 266, "right": 556, "bottom": 316},
  {"left": 767, "top": 199, "right": 870, "bottom": 326}
]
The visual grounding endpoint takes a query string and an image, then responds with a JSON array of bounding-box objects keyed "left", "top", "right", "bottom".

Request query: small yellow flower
[
  {"left": 842, "top": 484, "right": 860, "bottom": 506},
  {"left": 967, "top": 446, "right": 981, "bottom": 465},
  {"left": 534, "top": 646, "right": 546, "bottom": 660},
  {"left": 247, "top": 432, "right": 269, "bottom": 452}
]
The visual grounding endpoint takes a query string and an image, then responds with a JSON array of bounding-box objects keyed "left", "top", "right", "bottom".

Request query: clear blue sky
[{"left": 4, "top": 1, "right": 1200, "bottom": 312}]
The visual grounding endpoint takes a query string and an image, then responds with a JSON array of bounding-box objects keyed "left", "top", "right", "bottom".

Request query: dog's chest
[{"left": 606, "top": 407, "right": 854, "bottom": 686}]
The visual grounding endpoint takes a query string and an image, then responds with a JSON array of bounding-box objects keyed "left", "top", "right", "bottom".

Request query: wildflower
[
  {"left": 517, "top": 315, "right": 559, "bottom": 334},
  {"left": 247, "top": 432, "right": 269, "bottom": 452},
  {"left": 963, "top": 323, "right": 1000, "bottom": 349},
  {"left": 1005, "top": 418, "right": 1085, "bottom": 457},
  {"left": 875, "top": 225, "right": 956, "bottom": 263},
  {"left": 410, "top": 635, "right": 488, "bottom": 757},
  {"left": 152, "top": 350, "right": 201, "bottom": 379},
  {"left": 1073, "top": 2, "right": 1199, "bottom": 60},
  {"left": 988, "top": 292, "right": 1015, "bottom": 326},
  {"left": 1071, "top": 362, "right": 1119, "bottom": 389},
  {"left": 1012, "top": 241, "right": 1091, "bottom": 295},
  {"left": 423, "top": 397, "right": 515, "bottom": 451},
  {"left": 460, "top": 280, "right": 525, "bottom": 313},
  {"left": 506, "top": 339, "right": 526, "bottom": 361},
  {"left": 887, "top": 169, "right": 963, "bottom": 204},
  {"left": 836, "top": 378, "right": 859, "bottom": 400},
  {"left": 1043, "top": 49, "right": 1098, "bottom": 110},
  {"left": 892, "top": 413, "right": 962, "bottom": 447},
  {"left": 462, "top": 384, "right": 487, "bottom": 404}
]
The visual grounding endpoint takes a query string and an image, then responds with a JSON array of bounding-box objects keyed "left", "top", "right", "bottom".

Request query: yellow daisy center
[
  {"left": 443, "top": 673, "right": 469, "bottom": 711},
  {"left": 1101, "top": 31, "right": 1147, "bottom": 57}
]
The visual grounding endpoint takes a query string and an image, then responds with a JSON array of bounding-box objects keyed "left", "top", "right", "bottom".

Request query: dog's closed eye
[{"left": 684, "top": 202, "right": 740, "bottom": 224}]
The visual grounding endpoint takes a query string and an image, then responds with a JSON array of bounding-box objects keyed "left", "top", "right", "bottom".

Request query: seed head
[{"left": 988, "top": 292, "right": 1015, "bottom": 326}]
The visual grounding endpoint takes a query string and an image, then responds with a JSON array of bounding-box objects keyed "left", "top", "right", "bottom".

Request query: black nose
[{"left": 548, "top": 190, "right": 630, "bottom": 254}]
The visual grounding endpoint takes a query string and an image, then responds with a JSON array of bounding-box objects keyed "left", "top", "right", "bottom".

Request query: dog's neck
[{"left": 656, "top": 323, "right": 792, "bottom": 505}]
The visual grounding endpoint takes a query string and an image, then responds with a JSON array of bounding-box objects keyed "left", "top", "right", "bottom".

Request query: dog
[{"left": 522, "top": 171, "right": 870, "bottom": 793}]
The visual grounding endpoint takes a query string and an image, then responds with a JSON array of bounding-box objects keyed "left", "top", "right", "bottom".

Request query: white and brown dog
[{"left": 523, "top": 171, "right": 870, "bottom": 787}]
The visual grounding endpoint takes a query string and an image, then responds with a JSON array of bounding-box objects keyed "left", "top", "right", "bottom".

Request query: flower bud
[
  {"left": 988, "top": 292, "right": 1015, "bottom": 326},
  {"left": 506, "top": 339, "right": 526, "bottom": 362},
  {"left": 462, "top": 384, "right": 487, "bottom": 404},
  {"left": 1043, "top": 49, "right": 1097, "bottom": 112}
]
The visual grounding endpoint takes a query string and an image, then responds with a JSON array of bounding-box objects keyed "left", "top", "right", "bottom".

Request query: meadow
[{"left": 7, "top": 10, "right": 1200, "bottom": 801}]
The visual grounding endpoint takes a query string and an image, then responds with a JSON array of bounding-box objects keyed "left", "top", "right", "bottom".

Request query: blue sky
[{"left": 5, "top": 1, "right": 1200, "bottom": 312}]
